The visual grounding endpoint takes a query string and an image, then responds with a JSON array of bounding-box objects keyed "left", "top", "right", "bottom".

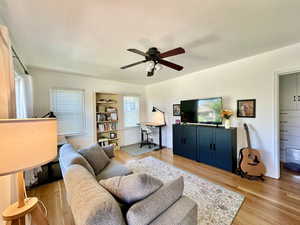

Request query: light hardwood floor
[{"left": 28, "top": 149, "right": 300, "bottom": 225}]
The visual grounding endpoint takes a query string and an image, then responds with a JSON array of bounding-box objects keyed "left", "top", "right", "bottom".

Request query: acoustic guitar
[{"left": 238, "top": 123, "right": 266, "bottom": 178}]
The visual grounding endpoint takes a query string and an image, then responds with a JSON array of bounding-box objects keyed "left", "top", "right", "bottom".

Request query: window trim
[{"left": 50, "top": 87, "right": 86, "bottom": 136}]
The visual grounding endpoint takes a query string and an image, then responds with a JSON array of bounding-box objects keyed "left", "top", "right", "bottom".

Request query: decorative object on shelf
[
  {"left": 0, "top": 118, "right": 57, "bottom": 225},
  {"left": 175, "top": 119, "right": 181, "bottom": 124},
  {"left": 221, "top": 109, "right": 233, "bottom": 129},
  {"left": 237, "top": 99, "right": 256, "bottom": 118},
  {"left": 110, "top": 132, "right": 117, "bottom": 139},
  {"left": 173, "top": 104, "right": 181, "bottom": 116}
]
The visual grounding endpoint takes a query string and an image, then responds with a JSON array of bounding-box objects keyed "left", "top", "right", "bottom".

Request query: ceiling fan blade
[
  {"left": 159, "top": 47, "right": 185, "bottom": 58},
  {"left": 120, "top": 60, "right": 147, "bottom": 69},
  {"left": 158, "top": 59, "right": 183, "bottom": 71},
  {"left": 127, "top": 49, "right": 148, "bottom": 57}
]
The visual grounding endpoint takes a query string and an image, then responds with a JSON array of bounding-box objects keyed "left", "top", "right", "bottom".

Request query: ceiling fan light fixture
[
  {"left": 145, "top": 61, "right": 155, "bottom": 72},
  {"left": 154, "top": 63, "right": 163, "bottom": 72}
]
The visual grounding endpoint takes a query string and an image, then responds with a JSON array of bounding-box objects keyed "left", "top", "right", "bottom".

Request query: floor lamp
[{"left": 0, "top": 118, "right": 57, "bottom": 225}]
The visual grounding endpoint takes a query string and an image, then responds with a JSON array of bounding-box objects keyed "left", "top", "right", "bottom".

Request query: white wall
[
  {"left": 146, "top": 42, "right": 300, "bottom": 179},
  {"left": 31, "top": 67, "right": 146, "bottom": 148}
]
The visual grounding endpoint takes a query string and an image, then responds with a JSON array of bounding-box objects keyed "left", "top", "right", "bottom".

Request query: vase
[{"left": 224, "top": 119, "right": 231, "bottom": 129}]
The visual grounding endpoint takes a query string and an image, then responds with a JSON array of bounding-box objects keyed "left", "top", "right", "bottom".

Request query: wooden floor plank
[{"left": 28, "top": 148, "right": 300, "bottom": 225}]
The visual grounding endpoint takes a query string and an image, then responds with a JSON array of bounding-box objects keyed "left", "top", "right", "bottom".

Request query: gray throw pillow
[
  {"left": 99, "top": 173, "right": 163, "bottom": 204},
  {"left": 79, "top": 144, "right": 111, "bottom": 174}
]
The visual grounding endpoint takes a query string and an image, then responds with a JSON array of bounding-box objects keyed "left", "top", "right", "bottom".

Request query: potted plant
[{"left": 221, "top": 109, "right": 233, "bottom": 129}]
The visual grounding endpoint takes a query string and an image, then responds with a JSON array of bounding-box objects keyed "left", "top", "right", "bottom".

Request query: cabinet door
[
  {"left": 280, "top": 74, "right": 297, "bottom": 111},
  {"left": 214, "top": 129, "right": 233, "bottom": 172},
  {"left": 181, "top": 126, "right": 197, "bottom": 160},
  {"left": 197, "top": 126, "right": 213, "bottom": 165},
  {"left": 173, "top": 125, "right": 184, "bottom": 156}
]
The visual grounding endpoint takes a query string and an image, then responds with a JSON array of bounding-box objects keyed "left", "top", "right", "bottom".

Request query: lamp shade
[{"left": 0, "top": 118, "right": 57, "bottom": 176}]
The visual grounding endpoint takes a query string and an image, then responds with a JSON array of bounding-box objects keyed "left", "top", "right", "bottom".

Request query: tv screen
[{"left": 180, "top": 97, "right": 223, "bottom": 124}]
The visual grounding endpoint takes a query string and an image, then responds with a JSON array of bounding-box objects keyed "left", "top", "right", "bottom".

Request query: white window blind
[
  {"left": 124, "top": 96, "right": 140, "bottom": 128},
  {"left": 50, "top": 88, "right": 85, "bottom": 135}
]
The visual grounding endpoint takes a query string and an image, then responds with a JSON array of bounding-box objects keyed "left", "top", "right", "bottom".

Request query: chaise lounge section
[{"left": 59, "top": 143, "right": 198, "bottom": 225}]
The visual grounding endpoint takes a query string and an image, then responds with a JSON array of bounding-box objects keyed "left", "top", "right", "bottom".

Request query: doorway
[{"left": 278, "top": 72, "right": 300, "bottom": 179}]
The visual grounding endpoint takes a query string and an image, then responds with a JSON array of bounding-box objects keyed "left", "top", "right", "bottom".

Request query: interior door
[
  {"left": 197, "top": 126, "right": 213, "bottom": 165},
  {"left": 280, "top": 74, "right": 297, "bottom": 111},
  {"left": 214, "top": 129, "right": 233, "bottom": 172}
]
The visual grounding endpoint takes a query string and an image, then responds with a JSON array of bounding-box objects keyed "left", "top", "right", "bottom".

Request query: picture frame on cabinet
[
  {"left": 237, "top": 99, "right": 256, "bottom": 118},
  {"left": 173, "top": 104, "right": 181, "bottom": 116}
]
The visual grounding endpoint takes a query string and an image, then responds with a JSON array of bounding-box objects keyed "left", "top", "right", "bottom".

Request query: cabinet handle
[
  {"left": 294, "top": 96, "right": 297, "bottom": 102},
  {"left": 210, "top": 143, "right": 212, "bottom": 149},
  {"left": 213, "top": 144, "right": 216, "bottom": 150},
  {"left": 280, "top": 112, "right": 288, "bottom": 115},
  {"left": 298, "top": 96, "right": 300, "bottom": 101}
]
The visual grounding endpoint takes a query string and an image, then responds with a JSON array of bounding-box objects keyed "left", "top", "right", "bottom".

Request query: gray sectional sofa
[{"left": 59, "top": 144, "right": 198, "bottom": 225}]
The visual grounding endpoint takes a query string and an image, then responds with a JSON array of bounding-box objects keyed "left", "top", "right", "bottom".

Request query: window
[
  {"left": 50, "top": 88, "right": 85, "bottom": 135},
  {"left": 123, "top": 96, "right": 140, "bottom": 128}
]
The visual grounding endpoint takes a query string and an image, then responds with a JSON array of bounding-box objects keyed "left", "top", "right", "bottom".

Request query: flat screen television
[{"left": 180, "top": 97, "right": 223, "bottom": 124}]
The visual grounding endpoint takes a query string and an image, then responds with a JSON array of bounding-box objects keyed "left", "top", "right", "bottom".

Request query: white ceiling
[{"left": 1, "top": 0, "right": 300, "bottom": 84}]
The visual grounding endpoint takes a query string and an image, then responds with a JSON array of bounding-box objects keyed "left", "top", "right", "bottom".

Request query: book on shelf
[
  {"left": 97, "top": 113, "right": 118, "bottom": 122},
  {"left": 97, "top": 122, "right": 117, "bottom": 132}
]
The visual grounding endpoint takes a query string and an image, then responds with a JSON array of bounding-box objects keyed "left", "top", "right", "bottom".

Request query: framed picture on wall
[
  {"left": 173, "top": 104, "right": 181, "bottom": 116},
  {"left": 237, "top": 99, "right": 256, "bottom": 118}
]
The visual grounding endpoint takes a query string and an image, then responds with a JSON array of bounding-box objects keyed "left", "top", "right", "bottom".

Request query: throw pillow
[
  {"left": 79, "top": 144, "right": 111, "bottom": 174},
  {"left": 99, "top": 173, "right": 163, "bottom": 204}
]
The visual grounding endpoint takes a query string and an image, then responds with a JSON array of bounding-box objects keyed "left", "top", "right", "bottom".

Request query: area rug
[
  {"left": 121, "top": 143, "right": 157, "bottom": 156},
  {"left": 126, "top": 157, "right": 244, "bottom": 225}
]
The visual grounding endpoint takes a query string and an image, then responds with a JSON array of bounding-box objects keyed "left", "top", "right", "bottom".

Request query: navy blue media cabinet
[{"left": 173, "top": 124, "right": 237, "bottom": 173}]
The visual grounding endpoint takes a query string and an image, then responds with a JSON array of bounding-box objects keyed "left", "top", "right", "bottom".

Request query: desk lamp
[
  {"left": 0, "top": 118, "right": 57, "bottom": 225},
  {"left": 152, "top": 106, "right": 166, "bottom": 125}
]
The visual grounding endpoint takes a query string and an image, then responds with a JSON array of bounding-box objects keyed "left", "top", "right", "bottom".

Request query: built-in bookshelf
[{"left": 95, "top": 93, "right": 120, "bottom": 150}]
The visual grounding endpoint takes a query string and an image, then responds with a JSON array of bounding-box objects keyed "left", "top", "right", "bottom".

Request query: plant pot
[{"left": 224, "top": 119, "right": 231, "bottom": 129}]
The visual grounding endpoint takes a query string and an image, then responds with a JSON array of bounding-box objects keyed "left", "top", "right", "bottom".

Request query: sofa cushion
[
  {"left": 79, "top": 144, "right": 111, "bottom": 174},
  {"left": 149, "top": 196, "right": 198, "bottom": 225},
  {"left": 126, "top": 176, "right": 184, "bottom": 225},
  {"left": 100, "top": 173, "right": 163, "bottom": 205},
  {"left": 102, "top": 145, "right": 115, "bottom": 158},
  {"left": 64, "top": 165, "right": 126, "bottom": 225},
  {"left": 96, "top": 160, "right": 132, "bottom": 180},
  {"left": 59, "top": 144, "right": 95, "bottom": 177}
]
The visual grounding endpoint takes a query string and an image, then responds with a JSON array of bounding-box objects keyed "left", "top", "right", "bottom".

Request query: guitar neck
[{"left": 244, "top": 124, "right": 252, "bottom": 149}]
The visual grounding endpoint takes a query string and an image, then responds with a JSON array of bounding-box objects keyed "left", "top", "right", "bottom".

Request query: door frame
[{"left": 274, "top": 67, "right": 300, "bottom": 179}]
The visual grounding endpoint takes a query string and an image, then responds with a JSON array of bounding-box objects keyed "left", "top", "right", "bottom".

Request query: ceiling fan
[{"left": 120, "top": 47, "right": 185, "bottom": 77}]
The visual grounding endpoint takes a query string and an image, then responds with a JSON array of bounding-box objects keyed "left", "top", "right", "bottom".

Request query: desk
[{"left": 141, "top": 122, "right": 166, "bottom": 150}]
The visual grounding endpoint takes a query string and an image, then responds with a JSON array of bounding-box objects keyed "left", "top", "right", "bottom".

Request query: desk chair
[{"left": 140, "top": 124, "right": 154, "bottom": 148}]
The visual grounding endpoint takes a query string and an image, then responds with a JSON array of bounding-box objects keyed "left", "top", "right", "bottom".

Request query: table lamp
[{"left": 0, "top": 118, "right": 57, "bottom": 225}]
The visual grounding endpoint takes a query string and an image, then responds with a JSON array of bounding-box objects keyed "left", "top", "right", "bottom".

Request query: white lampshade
[{"left": 0, "top": 118, "right": 57, "bottom": 176}]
